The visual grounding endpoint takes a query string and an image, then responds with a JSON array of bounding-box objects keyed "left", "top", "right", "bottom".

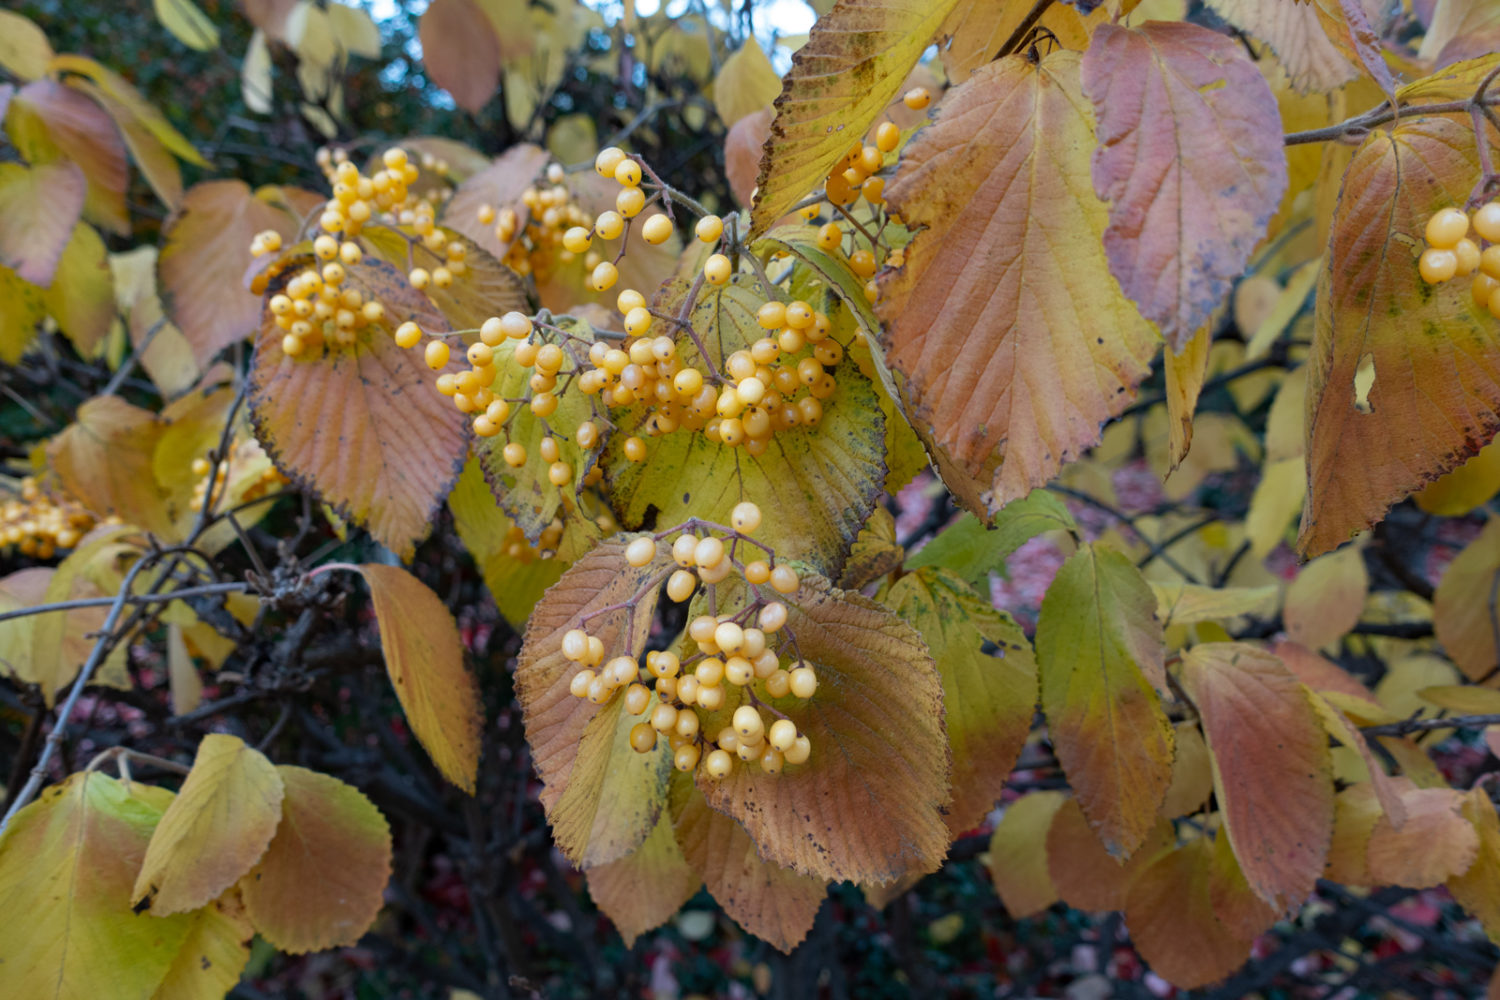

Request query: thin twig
[{"left": 0, "top": 581, "right": 250, "bottom": 626}]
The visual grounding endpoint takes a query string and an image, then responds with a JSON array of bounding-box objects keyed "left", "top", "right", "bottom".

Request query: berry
[
  {"left": 1474, "top": 273, "right": 1500, "bottom": 307},
  {"left": 876, "top": 121, "right": 900, "bottom": 153},
  {"left": 694, "top": 536, "right": 725, "bottom": 569},
  {"left": 500, "top": 311, "right": 532, "bottom": 339},
  {"left": 704, "top": 254, "right": 732, "bottom": 285},
  {"left": 769, "top": 718, "right": 797, "bottom": 752},
  {"left": 765, "top": 670, "right": 791, "bottom": 698},
  {"left": 731, "top": 501, "right": 762, "bottom": 533},
  {"left": 623, "top": 307, "right": 653, "bottom": 336},
  {"left": 733, "top": 705, "right": 765, "bottom": 742},
  {"left": 624, "top": 436, "right": 648, "bottom": 461},
  {"left": 695, "top": 215, "right": 724, "bottom": 243},
  {"left": 697, "top": 684, "right": 725, "bottom": 710},
  {"left": 616, "top": 186, "right": 646, "bottom": 217},
  {"left": 694, "top": 657, "right": 725, "bottom": 686},
  {"left": 674, "top": 535, "right": 701, "bottom": 568},
  {"left": 745, "top": 560, "right": 771, "bottom": 585},
  {"left": 757, "top": 301, "right": 787, "bottom": 329},
  {"left": 816, "top": 222, "right": 842, "bottom": 252},
  {"left": 1482, "top": 245, "right": 1500, "bottom": 279},
  {"left": 1419, "top": 247, "right": 1458, "bottom": 284},
  {"left": 548, "top": 461, "right": 572, "bottom": 485},
  {"left": 674, "top": 744, "right": 701, "bottom": 772},
  {"left": 675, "top": 710, "right": 700, "bottom": 738},
  {"left": 1425, "top": 207, "right": 1469, "bottom": 248},
  {"left": 563, "top": 226, "right": 593, "bottom": 253},
  {"left": 770, "top": 565, "right": 799, "bottom": 595},
  {"left": 759, "top": 747, "right": 784, "bottom": 774},
  {"left": 562, "top": 628, "right": 589, "bottom": 661},
  {"left": 758, "top": 601, "right": 787, "bottom": 632},
  {"left": 650, "top": 650, "right": 681, "bottom": 679},
  {"left": 625, "top": 683, "right": 651, "bottom": 716},
  {"left": 789, "top": 666, "right": 817, "bottom": 699},
  {"left": 618, "top": 288, "right": 647, "bottom": 313},
  {"left": 725, "top": 656, "right": 754, "bottom": 686},
  {"left": 530, "top": 393, "right": 558, "bottom": 417},
  {"left": 595, "top": 147, "right": 627, "bottom": 177},
  {"left": 1474, "top": 201, "right": 1500, "bottom": 243},
  {"left": 395, "top": 322, "right": 422, "bottom": 348},
  {"left": 1456, "top": 238, "right": 1481, "bottom": 277},
  {"left": 425, "top": 340, "right": 451, "bottom": 369},
  {"left": 614, "top": 158, "right": 643, "bottom": 187},
  {"left": 705, "top": 748, "right": 733, "bottom": 778},
  {"left": 591, "top": 261, "right": 619, "bottom": 292},
  {"left": 903, "top": 87, "right": 931, "bottom": 110},
  {"left": 569, "top": 669, "right": 595, "bottom": 698},
  {"left": 784, "top": 734, "right": 811, "bottom": 765},
  {"left": 667, "top": 568, "right": 698, "bottom": 602},
  {"left": 503, "top": 442, "right": 527, "bottom": 467},
  {"left": 651, "top": 702, "right": 679, "bottom": 732},
  {"left": 625, "top": 536, "right": 657, "bottom": 567},
  {"left": 595, "top": 211, "right": 625, "bottom": 240},
  {"left": 629, "top": 722, "right": 657, "bottom": 753},
  {"left": 715, "top": 621, "right": 745, "bottom": 653},
  {"left": 409, "top": 267, "right": 431, "bottom": 289}
]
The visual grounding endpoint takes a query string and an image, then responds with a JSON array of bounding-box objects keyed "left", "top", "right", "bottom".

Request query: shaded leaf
[
  {"left": 1081, "top": 22, "right": 1287, "bottom": 347},
  {"left": 1125, "top": 836, "right": 1253, "bottom": 989},
  {"left": 449, "top": 457, "right": 566, "bottom": 626},
  {"left": 1160, "top": 720, "right": 1213, "bottom": 819},
  {"left": 44, "top": 223, "right": 115, "bottom": 357},
  {"left": 0, "top": 773, "right": 191, "bottom": 998},
  {"left": 46, "top": 55, "right": 205, "bottom": 167},
  {"left": 1284, "top": 543, "right": 1368, "bottom": 649},
  {"left": 1164, "top": 324, "right": 1211, "bottom": 469},
  {"left": 70, "top": 77, "right": 183, "bottom": 209},
  {"left": 905, "top": 490, "right": 1077, "bottom": 590},
  {"left": 48, "top": 395, "right": 176, "bottom": 537},
  {"left": 1204, "top": 0, "right": 1365, "bottom": 92},
  {"left": 840, "top": 506, "right": 904, "bottom": 591},
  {"left": 1435, "top": 518, "right": 1500, "bottom": 682},
  {"left": 986, "top": 790, "right": 1066, "bottom": 918},
  {"left": 0, "top": 160, "right": 86, "bottom": 286},
  {"left": 248, "top": 257, "right": 470, "bottom": 561},
  {"left": 0, "top": 10, "right": 53, "bottom": 80},
  {"left": 1181, "top": 642, "right": 1334, "bottom": 914},
  {"left": 585, "top": 809, "right": 701, "bottom": 948},
  {"left": 1036, "top": 543, "right": 1172, "bottom": 857},
  {"left": 151, "top": 890, "right": 254, "bottom": 1000},
  {"left": 1207, "top": 827, "right": 1280, "bottom": 943},
  {"left": 1415, "top": 436, "right": 1500, "bottom": 516},
  {"left": 1151, "top": 582, "right": 1278, "bottom": 628},
  {"left": 1448, "top": 787, "right": 1500, "bottom": 943},
  {"left": 1299, "top": 115, "right": 1500, "bottom": 556},
  {"left": 133, "top": 734, "right": 285, "bottom": 914},
  {"left": 1045, "top": 796, "right": 1174, "bottom": 912},
  {"left": 238, "top": 766, "right": 391, "bottom": 953},
  {"left": 155, "top": 0, "right": 220, "bottom": 51},
  {"left": 356, "top": 563, "right": 483, "bottom": 792},
  {"left": 749, "top": 0, "right": 963, "bottom": 236},
  {"left": 876, "top": 52, "right": 1158, "bottom": 512},
  {"left": 697, "top": 575, "right": 949, "bottom": 884},
  {"left": 1366, "top": 781, "right": 1479, "bottom": 888},
  {"left": 9, "top": 78, "right": 129, "bottom": 235},
  {"left": 1325, "top": 782, "right": 1382, "bottom": 885}
]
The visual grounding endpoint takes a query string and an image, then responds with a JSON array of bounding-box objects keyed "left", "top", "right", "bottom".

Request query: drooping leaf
[
  {"left": 1415, "top": 436, "right": 1500, "bottom": 516},
  {"left": 584, "top": 809, "right": 701, "bottom": 949},
  {"left": 1299, "top": 114, "right": 1500, "bottom": 556},
  {"left": 1080, "top": 22, "right": 1288, "bottom": 348},
  {"left": 8, "top": 78, "right": 130, "bottom": 235},
  {"left": 419, "top": 0, "right": 501, "bottom": 113},
  {"left": 986, "top": 790, "right": 1067, "bottom": 918},
  {"left": 133, "top": 734, "right": 285, "bottom": 915},
  {"left": 110, "top": 246, "right": 200, "bottom": 398},
  {"left": 159, "top": 180, "right": 318, "bottom": 367},
  {"left": 605, "top": 278, "right": 886, "bottom": 578},
  {"left": 449, "top": 457, "right": 567, "bottom": 626},
  {"left": 68, "top": 77, "right": 183, "bottom": 209},
  {"left": 876, "top": 51, "right": 1158, "bottom": 513},
  {"left": 1448, "top": 787, "right": 1500, "bottom": 943},
  {"left": 884, "top": 567, "right": 1036, "bottom": 837},
  {"left": 1163, "top": 324, "right": 1211, "bottom": 469},
  {"left": 696, "top": 574, "right": 949, "bottom": 885},
  {"left": 713, "top": 38, "right": 781, "bottom": 129},
  {"left": 1366, "top": 781, "right": 1479, "bottom": 888},
  {"left": 0, "top": 773, "right": 192, "bottom": 999},
  {"left": 248, "top": 257, "right": 470, "bottom": 561},
  {"left": 0, "top": 160, "right": 86, "bottom": 286},
  {"left": 1180, "top": 643, "right": 1334, "bottom": 914},
  {"left": 905, "top": 490, "right": 1077, "bottom": 590},
  {"left": 150, "top": 890, "right": 254, "bottom": 1000},
  {"left": 1434, "top": 518, "right": 1500, "bottom": 682},
  {"left": 1306, "top": 692, "right": 1407, "bottom": 826},
  {"left": 1420, "top": 684, "right": 1500, "bottom": 715},
  {"left": 155, "top": 0, "right": 220, "bottom": 51},
  {"left": 1036, "top": 543, "right": 1172, "bottom": 857},
  {"left": 1283, "top": 543, "right": 1368, "bottom": 649},
  {"left": 672, "top": 776, "right": 826, "bottom": 954},
  {"left": 1045, "top": 796, "right": 1175, "bottom": 912},
  {"left": 1150, "top": 582, "right": 1278, "bottom": 628},
  {"left": 0, "top": 10, "right": 53, "bottom": 81},
  {"left": 515, "top": 540, "right": 672, "bottom": 865},
  {"left": 356, "top": 563, "right": 483, "bottom": 792},
  {"left": 749, "top": 0, "right": 963, "bottom": 236},
  {"left": 47, "top": 395, "right": 177, "bottom": 537},
  {"left": 1325, "top": 782, "right": 1382, "bottom": 885},
  {"left": 237, "top": 766, "right": 392, "bottom": 954},
  {"left": 1124, "top": 836, "right": 1253, "bottom": 989},
  {"left": 45, "top": 55, "right": 206, "bottom": 167}
]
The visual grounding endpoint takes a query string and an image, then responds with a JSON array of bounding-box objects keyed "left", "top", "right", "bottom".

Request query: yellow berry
[
  {"left": 744, "top": 560, "right": 771, "bottom": 585},
  {"left": 694, "top": 536, "right": 725, "bottom": 569},
  {"left": 629, "top": 722, "right": 657, "bottom": 753},
  {"left": 673, "top": 743, "right": 700, "bottom": 772},
  {"left": 1455, "top": 238, "right": 1481, "bottom": 277},
  {"left": 425, "top": 340, "right": 451, "bottom": 369},
  {"left": 758, "top": 601, "right": 788, "bottom": 632},
  {"left": 1474, "top": 202, "right": 1500, "bottom": 243},
  {"left": 759, "top": 746, "right": 784, "bottom": 774},
  {"left": 503, "top": 442, "right": 526, "bottom": 467},
  {"left": 625, "top": 536, "right": 657, "bottom": 567},
  {"left": 705, "top": 748, "right": 733, "bottom": 778},
  {"left": 624, "top": 436, "right": 647, "bottom": 461},
  {"left": 733, "top": 705, "right": 765, "bottom": 742},
  {"left": 548, "top": 461, "right": 572, "bottom": 486},
  {"left": 616, "top": 186, "right": 646, "bottom": 217},
  {"left": 1474, "top": 273, "right": 1500, "bottom": 307},
  {"left": 530, "top": 392, "right": 558, "bottom": 417},
  {"left": 731, "top": 501, "right": 762, "bottom": 533},
  {"left": 695, "top": 215, "right": 724, "bottom": 243},
  {"left": 562, "top": 628, "right": 589, "bottom": 661},
  {"left": 641, "top": 214, "right": 674, "bottom": 245},
  {"left": 595, "top": 211, "right": 625, "bottom": 240},
  {"left": 395, "top": 322, "right": 422, "bottom": 348},
  {"left": 769, "top": 719, "right": 797, "bottom": 752},
  {"left": 614, "top": 158, "right": 643, "bottom": 186},
  {"left": 674, "top": 534, "right": 700, "bottom": 568},
  {"left": 281, "top": 333, "right": 305, "bottom": 356},
  {"left": 1419, "top": 247, "right": 1458, "bottom": 284},
  {"left": 816, "top": 222, "right": 842, "bottom": 252},
  {"left": 473, "top": 414, "right": 499, "bottom": 437},
  {"left": 756, "top": 301, "right": 787, "bottom": 330},
  {"left": 563, "top": 226, "right": 593, "bottom": 254},
  {"left": 1481, "top": 244, "right": 1500, "bottom": 279},
  {"left": 569, "top": 669, "right": 596, "bottom": 698},
  {"left": 875, "top": 121, "right": 900, "bottom": 153},
  {"left": 703, "top": 254, "right": 731, "bottom": 285},
  {"left": 789, "top": 666, "right": 817, "bottom": 699},
  {"left": 667, "top": 568, "right": 697, "bottom": 602},
  {"left": 783, "top": 734, "right": 811, "bottom": 765},
  {"left": 765, "top": 669, "right": 791, "bottom": 698},
  {"left": 903, "top": 87, "right": 931, "bottom": 110},
  {"left": 694, "top": 657, "right": 725, "bottom": 687},
  {"left": 591, "top": 261, "right": 619, "bottom": 292},
  {"left": 769, "top": 565, "right": 799, "bottom": 595},
  {"left": 624, "top": 306, "right": 653, "bottom": 336},
  {"left": 1425, "top": 206, "right": 1469, "bottom": 249}
]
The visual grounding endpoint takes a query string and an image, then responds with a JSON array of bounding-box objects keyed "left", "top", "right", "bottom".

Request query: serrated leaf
[
  {"left": 515, "top": 539, "right": 673, "bottom": 865},
  {"left": 605, "top": 278, "right": 885, "bottom": 578},
  {"left": 1435, "top": 518, "right": 1500, "bottom": 682},
  {"left": 70, "top": 77, "right": 183, "bottom": 209},
  {"left": 1299, "top": 114, "right": 1500, "bottom": 556},
  {"left": 1151, "top": 582, "right": 1278, "bottom": 628},
  {"left": 160, "top": 181, "right": 320, "bottom": 367},
  {"left": 1181, "top": 643, "right": 1334, "bottom": 914},
  {"left": 906, "top": 491, "right": 1076, "bottom": 590},
  {"left": 9, "top": 78, "right": 130, "bottom": 235},
  {"left": 885, "top": 567, "right": 1036, "bottom": 837},
  {"left": 939, "top": 0, "right": 1091, "bottom": 79},
  {"left": 1124, "top": 836, "right": 1253, "bottom": 989},
  {"left": 876, "top": 51, "right": 1158, "bottom": 513},
  {"left": 419, "top": 0, "right": 500, "bottom": 113},
  {"left": 150, "top": 889, "right": 254, "bottom": 1000},
  {"left": 1081, "top": 22, "right": 1288, "bottom": 348},
  {"left": 44, "top": 222, "right": 115, "bottom": 356},
  {"left": 749, "top": 0, "right": 962, "bottom": 236},
  {"left": 585, "top": 808, "right": 701, "bottom": 948},
  {"left": 1415, "top": 437, "right": 1500, "bottom": 516},
  {"left": 671, "top": 773, "right": 826, "bottom": 953},
  {"left": 986, "top": 790, "right": 1066, "bottom": 918},
  {"left": 1207, "top": 825, "right": 1279, "bottom": 942},
  {"left": 0, "top": 160, "right": 86, "bottom": 286},
  {"left": 48, "top": 396, "right": 177, "bottom": 537},
  {"left": 1365, "top": 781, "right": 1479, "bottom": 888},
  {"left": 248, "top": 257, "right": 470, "bottom": 561},
  {"left": 0, "top": 773, "right": 192, "bottom": 999},
  {"left": 449, "top": 457, "right": 567, "bottom": 626},
  {"left": 238, "top": 766, "right": 391, "bottom": 953},
  {"left": 0, "top": 10, "right": 52, "bottom": 80},
  {"left": 1204, "top": 0, "right": 1366, "bottom": 92},
  {"left": 357, "top": 563, "right": 483, "bottom": 792},
  {"left": 133, "top": 734, "right": 285, "bottom": 914},
  {"left": 697, "top": 574, "right": 949, "bottom": 884},
  {"left": 1036, "top": 543, "right": 1172, "bottom": 857},
  {"left": 358, "top": 224, "right": 527, "bottom": 332}
]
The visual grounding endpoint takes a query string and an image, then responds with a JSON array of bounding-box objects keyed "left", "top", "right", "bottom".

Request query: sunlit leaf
[
  {"left": 1181, "top": 643, "right": 1334, "bottom": 914},
  {"left": 238, "top": 766, "right": 391, "bottom": 953},
  {"left": 1036, "top": 543, "right": 1172, "bottom": 857},
  {"left": 419, "top": 0, "right": 501, "bottom": 113},
  {"left": 713, "top": 38, "right": 781, "bottom": 129},
  {"left": 151, "top": 890, "right": 254, "bottom": 1000},
  {"left": 133, "top": 734, "right": 284, "bottom": 915},
  {"left": 876, "top": 51, "right": 1158, "bottom": 512},
  {"left": 939, "top": 0, "right": 1091, "bottom": 79}
]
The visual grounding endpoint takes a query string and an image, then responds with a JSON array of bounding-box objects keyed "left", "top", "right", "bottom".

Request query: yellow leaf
[
  {"left": 1036, "top": 543, "right": 1173, "bottom": 857},
  {"left": 238, "top": 766, "right": 390, "bottom": 953},
  {"left": 151, "top": 890, "right": 254, "bottom": 1000},
  {"left": 46, "top": 55, "right": 205, "bottom": 167},
  {"left": 0, "top": 11, "right": 53, "bottom": 81},
  {"left": 1160, "top": 721, "right": 1213, "bottom": 819},
  {"left": 133, "top": 734, "right": 285, "bottom": 915},
  {"left": 940, "top": 0, "right": 1091, "bottom": 79},
  {"left": 713, "top": 38, "right": 781, "bottom": 129},
  {"left": 48, "top": 395, "right": 177, "bottom": 537},
  {"left": 1245, "top": 258, "right": 1320, "bottom": 360},
  {"left": 242, "top": 30, "right": 273, "bottom": 114},
  {"left": 749, "top": 0, "right": 962, "bottom": 236},
  {"left": 44, "top": 223, "right": 115, "bottom": 358},
  {"left": 0, "top": 265, "right": 45, "bottom": 362},
  {"left": 110, "top": 247, "right": 200, "bottom": 398},
  {"left": 0, "top": 773, "right": 192, "bottom": 998},
  {"left": 1416, "top": 436, "right": 1500, "bottom": 516},
  {"left": 1420, "top": 684, "right": 1500, "bottom": 715},
  {"left": 1164, "top": 324, "right": 1211, "bottom": 471},
  {"left": 1284, "top": 542, "right": 1369, "bottom": 649},
  {"left": 545, "top": 113, "right": 597, "bottom": 166},
  {"left": 585, "top": 807, "right": 701, "bottom": 948},
  {"left": 70, "top": 76, "right": 184, "bottom": 209},
  {"left": 328, "top": 2, "right": 381, "bottom": 59},
  {"left": 1449, "top": 787, "right": 1500, "bottom": 943},
  {"left": 165, "top": 623, "right": 202, "bottom": 716},
  {"left": 1151, "top": 581, "right": 1278, "bottom": 628},
  {"left": 449, "top": 457, "right": 567, "bottom": 627},
  {"left": 877, "top": 51, "right": 1158, "bottom": 512},
  {"left": 986, "top": 790, "right": 1066, "bottom": 918},
  {"left": 1247, "top": 457, "right": 1306, "bottom": 559},
  {"left": 1434, "top": 518, "right": 1500, "bottom": 681},
  {"left": 357, "top": 563, "right": 483, "bottom": 793},
  {"left": 155, "top": 0, "right": 220, "bottom": 51},
  {"left": 10, "top": 77, "right": 130, "bottom": 236}
]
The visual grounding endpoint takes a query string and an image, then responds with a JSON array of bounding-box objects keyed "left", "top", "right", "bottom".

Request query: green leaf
[
  {"left": 1036, "top": 542, "right": 1173, "bottom": 857},
  {"left": 155, "top": 0, "right": 221, "bottom": 51},
  {"left": 449, "top": 456, "right": 568, "bottom": 626},
  {"left": 905, "top": 490, "right": 1077, "bottom": 589}
]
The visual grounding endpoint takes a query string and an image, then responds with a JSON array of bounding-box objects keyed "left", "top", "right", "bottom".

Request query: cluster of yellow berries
[
  {"left": 265, "top": 241, "right": 387, "bottom": 355},
  {"left": 477, "top": 163, "right": 596, "bottom": 283},
  {"left": 311, "top": 146, "right": 426, "bottom": 238},
  {"left": 1419, "top": 202, "right": 1500, "bottom": 319},
  {"left": 188, "top": 440, "right": 288, "bottom": 514},
  {"left": 563, "top": 505, "right": 816, "bottom": 777},
  {"left": 0, "top": 477, "right": 97, "bottom": 558},
  {"left": 500, "top": 519, "right": 565, "bottom": 563}
]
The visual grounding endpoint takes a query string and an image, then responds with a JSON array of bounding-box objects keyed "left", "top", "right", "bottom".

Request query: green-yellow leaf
[
  {"left": 1419, "top": 684, "right": 1500, "bottom": 715},
  {"left": 713, "top": 38, "right": 781, "bottom": 129},
  {"left": 44, "top": 222, "right": 115, "bottom": 357},
  {"left": 133, "top": 734, "right": 285, "bottom": 915},
  {"left": 357, "top": 563, "right": 483, "bottom": 793},
  {"left": 238, "top": 766, "right": 392, "bottom": 953},
  {"left": 1036, "top": 543, "right": 1172, "bottom": 857},
  {"left": 150, "top": 890, "right": 254, "bottom": 1000},
  {"left": 905, "top": 491, "right": 1077, "bottom": 590},
  {"left": 0, "top": 10, "right": 53, "bottom": 81},
  {"left": 749, "top": 0, "right": 962, "bottom": 235},
  {"left": 986, "top": 790, "right": 1066, "bottom": 918},
  {"left": 155, "top": 0, "right": 221, "bottom": 51},
  {"left": 0, "top": 773, "right": 192, "bottom": 998},
  {"left": 449, "top": 457, "right": 567, "bottom": 626},
  {"left": 1151, "top": 581, "right": 1278, "bottom": 628}
]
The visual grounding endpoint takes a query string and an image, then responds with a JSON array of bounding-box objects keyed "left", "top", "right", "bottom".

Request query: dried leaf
[
  {"left": 238, "top": 766, "right": 392, "bottom": 953},
  {"left": 1036, "top": 543, "right": 1172, "bottom": 857},
  {"left": 133, "top": 734, "right": 285, "bottom": 914},
  {"left": 1205, "top": 0, "right": 1364, "bottom": 92},
  {"left": 877, "top": 52, "right": 1158, "bottom": 511},
  {"left": 1181, "top": 643, "right": 1334, "bottom": 914},
  {"left": 1125, "top": 836, "right": 1253, "bottom": 989},
  {"left": 48, "top": 395, "right": 176, "bottom": 537},
  {"left": 986, "top": 790, "right": 1066, "bottom": 918},
  {"left": 1435, "top": 518, "right": 1500, "bottom": 682},
  {"left": 0, "top": 160, "right": 86, "bottom": 286},
  {"left": 1081, "top": 22, "right": 1288, "bottom": 347}
]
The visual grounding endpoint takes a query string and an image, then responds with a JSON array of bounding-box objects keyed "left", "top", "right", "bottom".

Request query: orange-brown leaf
[
  {"left": 9, "top": 78, "right": 129, "bottom": 234},
  {"left": 1045, "top": 797, "right": 1174, "bottom": 912},
  {"left": 47, "top": 395, "right": 177, "bottom": 537},
  {"left": 357, "top": 563, "right": 483, "bottom": 793},
  {"left": 1181, "top": 642, "right": 1333, "bottom": 914},
  {"left": 585, "top": 809, "right": 701, "bottom": 948},
  {"left": 1125, "top": 836, "right": 1254, "bottom": 989},
  {"left": 877, "top": 51, "right": 1157, "bottom": 511},
  {"left": 1365, "top": 781, "right": 1479, "bottom": 888},
  {"left": 0, "top": 160, "right": 85, "bottom": 285},
  {"left": 1205, "top": 0, "right": 1366, "bottom": 92},
  {"left": 419, "top": 0, "right": 500, "bottom": 114},
  {"left": 238, "top": 766, "right": 392, "bottom": 954},
  {"left": 441, "top": 144, "right": 551, "bottom": 263},
  {"left": 248, "top": 258, "right": 470, "bottom": 561},
  {"left": 1448, "top": 787, "right": 1500, "bottom": 942},
  {"left": 1081, "top": 22, "right": 1287, "bottom": 348},
  {"left": 1299, "top": 115, "right": 1500, "bottom": 556},
  {"left": 1207, "top": 826, "right": 1280, "bottom": 942}
]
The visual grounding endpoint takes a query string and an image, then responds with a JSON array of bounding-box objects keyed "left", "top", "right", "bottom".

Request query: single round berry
[
  {"left": 500, "top": 312, "right": 532, "bottom": 339},
  {"left": 595, "top": 211, "right": 625, "bottom": 240},
  {"left": 675, "top": 710, "right": 700, "bottom": 739},
  {"left": 614, "top": 158, "right": 643, "bottom": 187},
  {"left": 591, "top": 261, "right": 619, "bottom": 292},
  {"left": 697, "top": 683, "right": 725, "bottom": 710},
  {"left": 694, "top": 657, "right": 725, "bottom": 687},
  {"left": 757, "top": 301, "right": 787, "bottom": 330},
  {"left": 503, "top": 442, "right": 526, "bottom": 467},
  {"left": 759, "top": 746, "right": 784, "bottom": 774},
  {"left": 733, "top": 704, "right": 765, "bottom": 742},
  {"left": 1481, "top": 245, "right": 1500, "bottom": 279},
  {"left": 394, "top": 322, "right": 422, "bottom": 349},
  {"left": 629, "top": 722, "right": 657, "bottom": 753},
  {"left": 724, "top": 656, "right": 754, "bottom": 686},
  {"left": 562, "top": 628, "right": 589, "bottom": 661},
  {"left": 744, "top": 560, "right": 771, "bottom": 585},
  {"left": 547, "top": 461, "right": 572, "bottom": 486},
  {"left": 623, "top": 307, "right": 653, "bottom": 336},
  {"left": 641, "top": 214, "right": 674, "bottom": 245},
  {"left": 625, "top": 536, "right": 657, "bottom": 567},
  {"left": 624, "top": 683, "right": 651, "bottom": 716},
  {"left": 875, "top": 121, "right": 900, "bottom": 153},
  {"left": 704, "top": 748, "right": 733, "bottom": 778},
  {"left": 694, "top": 536, "right": 725, "bottom": 569},
  {"left": 624, "top": 436, "right": 647, "bottom": 461},
  {"left": 667, "top": 568, "right": 698, "bottom": 602},
  {"left": 715, "top": 621, "right": 745, "bottom": 654},
  {"left": 616, "top": 186, "right": 646, "bottom": 217},
  {"left": 730, "top": 501, "right": 762, "bottom": 534},
  {"left": 1474, "top": 273, "right": 1500, "bottom": 308},
  {"left": 1419, "top": 247, "right": 1458, "bottom": 284},
  {"left": 704, "top": 254, "right": 732, "bottom": 285},
  {"left": 765, "top": 669, "right": 791, "bottom": 698},
  {"left": 651, "top": 702, "right": 679, "bottom": 732},
  {"left": 1456, "top": 238, "right": 1481, "bottom": 277},
  {"left": 1425, "top": 207, "right": 1470, "bottom": 249},
  {"left": 563, "top": 226, "right": 593, "bottom": 254},
  {"left": 769, "top": 718, "right": 797, "bottom": 752},
  {"left": 783, "top": 734, "right": 811, "bottom": 765},
  {"left": 674, "top": 743, "right": 701, "bottom": 772},
  {"left": 789, "top": 666, "right": 817, "bottom": 699},
  {"left": 425, "top": 340, "right": 450, "bottom": 369},
  {"left": 569, "top": 669, "right": 595, "bottom": 698},
  {"left": 758, "top": 601, "right": 787, "bottom": 632},
  {"left": 1474, "top": 201, "right": 1500, "bottom": 243},
  {"left": 695, "top": 215, "right": 724, "bottom": 243},
  {"left": 903, "top": 87, "right": 931, "bottom": 110}
]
